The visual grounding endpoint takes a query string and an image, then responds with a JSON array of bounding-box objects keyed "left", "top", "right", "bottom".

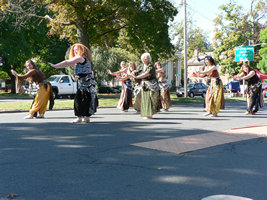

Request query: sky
[{"left": 169, "top": 0, "right": 253, "bottom": 44}]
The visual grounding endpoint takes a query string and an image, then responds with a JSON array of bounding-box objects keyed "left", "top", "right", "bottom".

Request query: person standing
[
  {"left": 11, "top": 60, "right": 54, "bottom": 119},
  {"left": 107, "top": 61, "right": 132, "bottom": 112},
  {"left": 233, "top": 62, "right": 263, "bottom": 115},
  {"left": 198, "top": 56, "right": 225, "bottom": 117},
  {"left": 131, "top": 53, "right": 159, "bottom": 119},
  {"left": 155, "top": 61, "right": 171, "bottom": 112},
  {"left": 49, "top": 43, "right": 97, "bottom": 123}
]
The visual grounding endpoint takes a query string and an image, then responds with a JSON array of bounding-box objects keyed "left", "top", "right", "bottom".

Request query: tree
[
  {"left": 1, "top": 0, "right": 178, "bottom": 59},
  {"left": 258, "top": 27, "right": 267, "bottom": 74},
  {"left": 91, "top": 46, "right": 140, "bottom": 86},
  {"left": 171, "top": 18, "right": 210, "bottom": 55},
  {"left": 213, "top": 0, "right": 266, "bottom": 75},
  {"left": 0, "top": 9, "right": 69, "bottom": 93}
]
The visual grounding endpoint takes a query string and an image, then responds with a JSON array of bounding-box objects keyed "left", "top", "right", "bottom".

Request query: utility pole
[{"left": 180, "top": 0, "right": 188, "bottom": 97}]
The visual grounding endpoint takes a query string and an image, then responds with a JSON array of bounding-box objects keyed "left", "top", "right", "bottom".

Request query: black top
[{"left": 245, "top": 70, "right": 261, "bottom": 86}]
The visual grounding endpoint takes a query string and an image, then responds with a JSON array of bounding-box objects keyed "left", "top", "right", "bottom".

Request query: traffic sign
[{"left": 235, "top": 46, "right": 254, "bottom": 61}]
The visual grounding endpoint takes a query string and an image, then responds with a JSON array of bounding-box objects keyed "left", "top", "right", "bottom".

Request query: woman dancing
[
  {"left": 155, "top": 61, "right": 171, "bottom": 112},
  {"left": 198, "top": 56, "right": 225, "bottom": 117},
  {"left": 131, "top": 53, "right": 159, "bottom": 119},
  {"left": 107, "top": 61, "right": 132, "bottom": 112},
  {"left": 49, "top": 43, "right": 97, "bottom": 123},
  {"left": 233, "top": 62, "right": 263, "bottom": 115},
  {"left": 11, "top": 60, "right": 53, "bottom": 119}
]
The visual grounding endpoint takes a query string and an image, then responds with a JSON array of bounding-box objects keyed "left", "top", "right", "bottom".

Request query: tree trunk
[
  {"left": 76, "top": 23, "right": 91, "bottom": 50},
  {"left": 10, "top": 76, "right": 16, "bottom": 94}
]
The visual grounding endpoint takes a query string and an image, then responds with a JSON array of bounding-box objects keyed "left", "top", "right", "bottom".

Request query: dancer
[
  {"left": 233, "top": 62, "right": 263, "bottom": 115},
  {"left": 155, "top": 61, "right": 171, "bottom": 112},
  {"left": 131, "top": 53, "right": 159, "bottom": 119},
  {"left": 198, "top": 64, "right": 211, "bottom": 109},
  {"left": 198, "top": 56, "right": 225, "bottom": 117},
  {"left": 11, "top": 60, "right": 54, "bottom": 119},
  {"left": 49, "top": 43, "right": 97, "bottom": 123},
  {"left": 107, "top": 61, "right": 132, "bottom": 112},
  {"left": 132, "top": 63, "right": 142, "bottom": 113}
]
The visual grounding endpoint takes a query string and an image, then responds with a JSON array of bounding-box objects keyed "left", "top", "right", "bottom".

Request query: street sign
[{"left": 235, "top": 46, "right": 254, "bottom": 62}]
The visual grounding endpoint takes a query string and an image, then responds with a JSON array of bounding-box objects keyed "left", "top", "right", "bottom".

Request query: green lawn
[{"left": 0, "top": 92, "right": 248, "bottom": 111}]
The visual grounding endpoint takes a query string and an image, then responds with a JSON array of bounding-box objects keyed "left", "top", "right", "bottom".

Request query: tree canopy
[
  {"left": 258, "top": 27, "right": 267, "bottom": 74},
  {"left": 1, "top": 0, "right": 178, "bottom": 60},
  {"left": 213, "top": 0, "right": 266, "bottom": 75}
]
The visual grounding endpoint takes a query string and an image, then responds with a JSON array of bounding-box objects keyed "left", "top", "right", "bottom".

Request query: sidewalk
[{"left": 0, "top": 103, "right": 266, "bottom": 200}]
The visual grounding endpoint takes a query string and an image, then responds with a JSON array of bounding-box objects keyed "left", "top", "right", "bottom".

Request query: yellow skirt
[
  {"left": 206, "top": 79, "right": 224, "bottom": 114},
  {"left": 30, "top": 84, "right": 51, "bottom": 114}
]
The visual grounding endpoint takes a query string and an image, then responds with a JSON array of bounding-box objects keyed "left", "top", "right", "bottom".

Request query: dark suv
[{"left": 176, "top": 83, "right": 207, "bottom": 97}]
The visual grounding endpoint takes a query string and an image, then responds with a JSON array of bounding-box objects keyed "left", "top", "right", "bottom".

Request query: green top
[{"left": 135, "top": 63, "right": 156, "bottom": 81}]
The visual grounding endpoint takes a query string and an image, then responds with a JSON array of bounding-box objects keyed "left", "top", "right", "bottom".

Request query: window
[{"left": 61, "top": 76, "right": 70, "bottom": 83}]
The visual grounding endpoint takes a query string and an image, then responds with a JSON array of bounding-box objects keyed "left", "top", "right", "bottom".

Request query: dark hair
[
  {"left": 242, "top": 62, "right": 253, "bottom": 73},
  {"left": 154, "top": 61, "right": 161, "bottom": 68},
  {"left": 204, "top": 56, "right": 216, "bottom": 66},
  {"left": 26, "top": 59, "right": 37, "bottom": 69},
  {"left": 25, "top": 59, "right": 45, "bottom": 82}
]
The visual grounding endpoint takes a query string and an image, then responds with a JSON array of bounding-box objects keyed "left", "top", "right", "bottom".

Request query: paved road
[{"left": 0, "top": 102, "right": 267, "bottom": 200}]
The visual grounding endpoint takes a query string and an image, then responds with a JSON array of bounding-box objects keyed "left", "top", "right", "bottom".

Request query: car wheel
[
  {"left": 69, "top": 94, "right": 75, "bottom": 99},
  {"left": 52, "top": 90, "right": 58, "bottom": 99},
  {"left": 189, "top": 92, "right": 194, "bottom": 97}
]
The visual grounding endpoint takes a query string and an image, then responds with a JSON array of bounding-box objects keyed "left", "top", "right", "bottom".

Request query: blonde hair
[
  {"left": 127, "top": 62, "right": 136, "bottom": 74},
  {"left": 69, "top": 43, "right": 92, "bottom": 62}
]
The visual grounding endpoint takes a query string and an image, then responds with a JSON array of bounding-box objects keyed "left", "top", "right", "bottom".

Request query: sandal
[
  {"left": 24, "top": 114, "right": 34, "bottom": 119},
  {"left": 37, "top": 114, "right": 45, "bottom": 118},
  {"left": 72, "top": 117, "right": 82, "bottom": 124},
  {"left": 82, "top": 117, "right": 90, "bottom": 123}
]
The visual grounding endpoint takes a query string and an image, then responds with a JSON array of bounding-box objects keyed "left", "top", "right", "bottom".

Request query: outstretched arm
[
  {"left": 200, "top": 65, "right": 217, "bottom": 75},
  {"left": 156, "top": 68, "right": 164, "bottom": 73},
  {"left": 107, "top": 68, "right": 127, "bottom": 76},
  {"left": 234, "top": 71, "right": 255, "bottom": 81},
  {"left": 131, "top": 72, "right": 150, "bottom": 79},
  {"left": 49, "top": 56, "right": 84, "bottom": 69},
  {"left": 11, "top": 69, "right": 35, "bottom": 79}
]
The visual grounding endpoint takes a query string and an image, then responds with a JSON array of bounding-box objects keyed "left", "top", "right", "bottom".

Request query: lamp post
[{"left": 180, "top": 0, "right": 187, "bottom": 97}]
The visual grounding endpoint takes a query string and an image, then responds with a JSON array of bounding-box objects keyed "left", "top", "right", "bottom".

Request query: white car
[{"left": 48, "top": 75, "right": 77, "bottom": 99}]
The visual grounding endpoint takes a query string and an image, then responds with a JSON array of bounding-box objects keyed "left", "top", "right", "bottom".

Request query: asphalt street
[{"left": 0, "top": 102, "right": 267, "bottom": 200}]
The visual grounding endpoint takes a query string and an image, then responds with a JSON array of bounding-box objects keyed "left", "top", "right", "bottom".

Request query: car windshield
[
  {"left": 188, "top": 84, "right": 194, "bottom": 88},
  {"left": 48, "top": 76, "right": 61, "bottom": 82}
]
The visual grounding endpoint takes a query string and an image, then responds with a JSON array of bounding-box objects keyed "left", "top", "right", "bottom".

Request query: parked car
[
  {"left": 98, "top": 86, "right": 120, "bottom": 94},
  {"left": 176, "top": 83, "right": 207, "bottom": 97},
  {"left": 48, "top": 75, "right": 77, "bottom": 99}
]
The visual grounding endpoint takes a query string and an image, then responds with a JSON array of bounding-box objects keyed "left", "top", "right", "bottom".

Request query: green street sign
[{"left": 235, "top": 46, "right": 254, "bottom": 62}]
